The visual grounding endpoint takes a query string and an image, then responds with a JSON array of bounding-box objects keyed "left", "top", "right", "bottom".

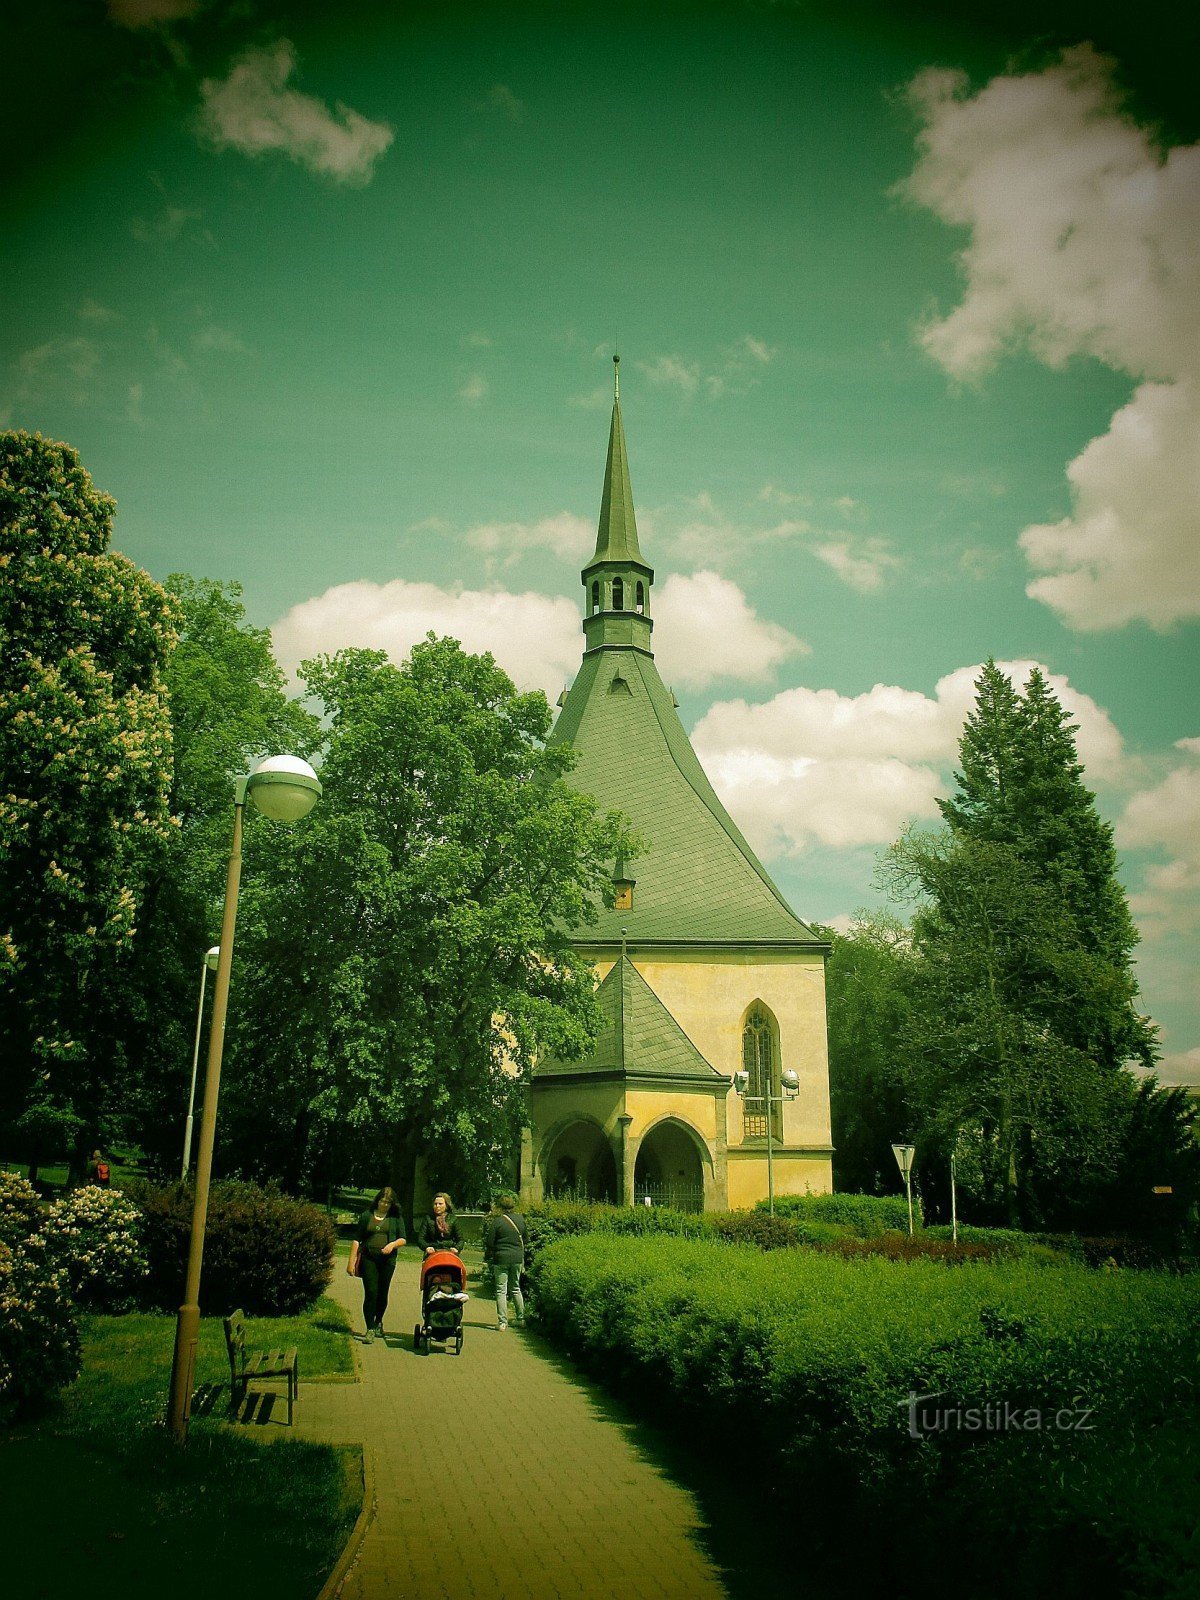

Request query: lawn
[{"left": 2, "top": 1296, "right": 360, "bottom": 1600}]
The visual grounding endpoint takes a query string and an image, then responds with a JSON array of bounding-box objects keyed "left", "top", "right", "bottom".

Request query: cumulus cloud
[
  {"left": 1157, "top": 1048, "right": 1200, "bottom": 1088},
  {"left": 636, "top": 354, "right": 700, "bottom": 395},
  {"left": 692, "top": 659, "right": 1126, "bottom": 856},
  {"left": 458, "top": 373, "right": 488, "bottom": 404},
  {"left": 812, "top": 539, "right": 901, "bottom": 594},
  {"left": 465, "top": 512, "right": 592, "bottom": 565},
  {"left": 900, "top": 45, "right": 1200, "bottom": 630},
  {"left": 652, "top": 572, "right": 808, "bottom": 691},
  {"left": 272, "top": 581, "right": 581, "bottom": 698},
  {"left": 1118, "top": 740, "right": 1200, "bottom": 953},
  {"left": 197, "top": 41, "right": 394, "bottom": 186}
]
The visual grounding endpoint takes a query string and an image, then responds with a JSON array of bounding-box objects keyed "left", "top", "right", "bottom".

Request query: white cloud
[
  {"left": 458, "top": 373, "right": 488, "bottom": 404},
  {"left": 652, "top": 572, "right": 808, "bottom": 691},
  {"left": 1157, "top": 1049, "right": 1200, "bottom": 1089},
  {"left": 463, "top": 331, "right": 493, "bottom": 348},
  {"left": 636, "top": 354, "right": 700, "bottom": 396},
  {"left": 131, "top": 205, "right": 203, "bottom": 243},
  {"left": 191, "top": 324, "right": 246, "bottom": 354},
  {"left": 692, "top": 659, "right": 1127, "bottom": 856},
  {"left": 1118, "top": 743, "right": 1200, "bottom": 964},
  {"left": 78, "top": 300, "right": 119, "bottom": 324},
  {"left": 197, "top": 41, "right": 394, "bottom": 186},
  {"left": 272, "top": 580, "right": 581, "bottom": 698},
  {"left": 741, "top": 335, "right": 773, "bottom": 364},
  {"left": 481, "top": 84, "right": 524, "bottom": 122},
  {"left": 1020, "top": 378, "right": 1200, "bottom": 630},
  {"left": 900, "top": 45, "right": 1200, "bottom": 630},
  {"left": 465, "top": 512, "right": 592, "bottom": 565},
  {"left": 17, "top": 337, "right": 101, "bottom": 385},
  {"left": 812, "top": 539, "right": 901, "bottom": 593}
]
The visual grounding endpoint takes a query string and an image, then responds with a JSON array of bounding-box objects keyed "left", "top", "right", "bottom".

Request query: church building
[{"left": 519, "top": 364, "right": 833, "bottom": 1212}]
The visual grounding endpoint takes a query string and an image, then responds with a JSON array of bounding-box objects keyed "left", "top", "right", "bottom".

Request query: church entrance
[
  {"left": 541, "top": 1120, "right": 618, "bottom": 1203},
  {"left": 634, "top": 1120, "right": 706, "bottom": 1212}
]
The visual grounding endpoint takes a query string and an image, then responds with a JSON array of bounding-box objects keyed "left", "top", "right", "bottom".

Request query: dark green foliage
[
  {"left": 819, "top": 1233, "right": 1006, "bottom": 1263},
  {"left": 131, "top": 1180, "right": 334, "bottom": 1315},
  {"left": 536, "top": 1234, "right": 1200, "bottom": 1599},
  {"left": 762, "top": 1190, "right": 915, "bottom": 1235},
  {"left": 221, "top": 641, "right": 635, "bottom": 1206}
]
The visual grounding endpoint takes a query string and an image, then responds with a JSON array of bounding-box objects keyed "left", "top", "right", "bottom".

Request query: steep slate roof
[
  {"left": 537, "top": 954, "right": 723, "bottom": 1080},
  {"left": 553, "top": 394, "right": 823, "bottom": 948}
]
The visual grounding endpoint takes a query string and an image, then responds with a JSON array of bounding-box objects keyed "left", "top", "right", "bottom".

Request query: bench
[{"left": 223, "top": 1309, "right": 299, "bottom": 1424}]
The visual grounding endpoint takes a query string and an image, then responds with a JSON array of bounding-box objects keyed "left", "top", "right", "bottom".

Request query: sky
[{"left": 4, "top": 0, "right": 1198, "bottom": 1081}]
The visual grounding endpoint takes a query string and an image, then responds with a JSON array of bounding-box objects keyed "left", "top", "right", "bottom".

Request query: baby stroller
[{"left": 414, "top": 1249, "right": 468, "bottom": 1355}]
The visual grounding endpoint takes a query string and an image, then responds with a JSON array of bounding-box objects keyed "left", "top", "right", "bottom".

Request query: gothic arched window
[
  {"left": 591, "top": 580, "right": 600, "bottom": 614},
  {"left": 636, "top": 580, "right": 645, "bottom": 613},
  {"left": 612, "top": 577, "right": 624, "bottom": 611},
  {"left": 741, "top": 1003, "right": 781, "bottom": 1140}
]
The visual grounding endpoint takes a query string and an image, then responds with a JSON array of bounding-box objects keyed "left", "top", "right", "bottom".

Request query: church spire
[{"left": 582, "top": 359, "right": 654, "bottom": 655}]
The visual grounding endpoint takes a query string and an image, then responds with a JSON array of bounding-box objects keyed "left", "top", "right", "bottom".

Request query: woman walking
[
  {"left": 348, "top": 1186, "right": 406, "bottom": 1342},
  {"left": 415, "top": 1191, "right": 463, "bottom": 1255},
  {"left": 482, "top": 1191, "right": 527, "bottom": 1331}
]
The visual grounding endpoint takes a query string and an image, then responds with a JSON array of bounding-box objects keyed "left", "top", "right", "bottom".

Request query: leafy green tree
[
  {"left": 820, "top": 914, "right": 916, "bottom": 1195},
  {"left": 883, "top": 829, "right": 1133, "bottom": 1226},
  {"left": 0, "top": 432, "right": 176, "bottom": 1171},
  {"left": 118, "top": 575, "right": 319, "bottom": 1173},
  {"left": 220, "top": 640, "right": 636, "bottom": 1210}
]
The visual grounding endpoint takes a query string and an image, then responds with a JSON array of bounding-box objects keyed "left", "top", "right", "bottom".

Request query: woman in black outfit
[
  {"left": 348, "top": 1186, "right": 406, "bottom": 1341},
  {"left": 415, "top": 1191, "right": 463, "bottom": 1255}
]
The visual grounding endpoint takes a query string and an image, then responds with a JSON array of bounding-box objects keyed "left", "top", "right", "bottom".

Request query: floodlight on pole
[
  {"left": 181, "top": 945, "right": 221, "bottom": 1180},
  {"left": 167, "top": 756, "right": 321, "bottom": 1440},
  {"left": 892, "top": 1142, "right": 917, "bottom": 1236},
  {"left": 734, "top": 1066, "right": 800, "bottom": 1216}
]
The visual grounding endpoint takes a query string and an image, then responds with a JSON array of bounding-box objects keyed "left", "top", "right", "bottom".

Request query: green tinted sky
[{"left": 4, "top": 1, "right": 1197, "bottom": 1078}]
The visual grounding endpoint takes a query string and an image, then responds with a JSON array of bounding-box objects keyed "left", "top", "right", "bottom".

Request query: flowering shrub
[
  {"left": 0, "top": 1169, "right": 46, "bottom": 1248},
  {"left": 0, "top": 1176, "right": 80, "bottom": 1421},
  {"left": 132, "top": 1180, "right": 335, "bottom": 1315},
  {"left": 46, "top": 1184, "right": 148, "bottom": 1310}
]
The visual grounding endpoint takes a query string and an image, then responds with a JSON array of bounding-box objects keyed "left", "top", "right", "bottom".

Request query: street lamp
[
  {"left": 733, "top": 1065, "right": 800, "bottom": 1216},
  {"left": 892, "top": 1142, "right": 917, "bottom": 1236},
  {"left": 167, "top": 755, "right": 321, "bottom": 1439},
  {"left": 181, "top": 946, "right": 221, "bottom": 1180}
]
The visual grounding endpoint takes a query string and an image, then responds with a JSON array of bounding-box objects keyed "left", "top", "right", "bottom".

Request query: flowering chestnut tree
[{"left": 0, "top": 432, "right": 176, "bottom": 1168}]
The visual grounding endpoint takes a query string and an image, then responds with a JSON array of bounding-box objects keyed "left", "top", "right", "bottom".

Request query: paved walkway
[{"left": 298, "top": 1247, "right": 726, "bottom": 1600}]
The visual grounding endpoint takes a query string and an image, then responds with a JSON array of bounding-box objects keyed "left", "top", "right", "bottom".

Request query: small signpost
[{"left": 892, "top": 1142, "right": 917, "bottom": 1237}]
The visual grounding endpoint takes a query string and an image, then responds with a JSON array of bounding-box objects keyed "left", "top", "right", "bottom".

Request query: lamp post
[
  {"left": 167, "top": 756, "right": 321, "bottom": 1440},
  {"left": 733, "top": 1066, "right": 800, "bottom": 1216},
  {"left": 181, "top": 946, "right": 221, "bottom": 1180},
  {"left": 892, "top": 1142, "right": 917, "bottom": 1236}
]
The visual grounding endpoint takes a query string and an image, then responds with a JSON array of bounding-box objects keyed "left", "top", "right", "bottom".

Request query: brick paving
[{"left": 298, "top": 1247, "right": 726, "bottom": 1600}]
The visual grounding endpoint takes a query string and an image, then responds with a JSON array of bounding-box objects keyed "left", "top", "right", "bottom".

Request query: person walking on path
[
  {"left": 414, "top": 1190, "right": 463, "bottom": 1255},
  {"left": 348, "top": 1186, "right": 406, "bottom": 1341},
  {"left": 482, "top": 1191, "right": 527, "bottom": 1330}
]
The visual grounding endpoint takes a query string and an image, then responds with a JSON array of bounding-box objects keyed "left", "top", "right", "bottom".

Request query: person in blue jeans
[{"left": 482, "top": 1192, "right": 527, "bottom": 1330}]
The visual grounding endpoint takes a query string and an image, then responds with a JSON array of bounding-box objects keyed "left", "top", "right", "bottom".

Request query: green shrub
[
  {"left": 46, "top": 1185, "right": 149, "bottom": 1310},
  {"left": 0, "top": 1173, "right": 80, "bottom": 1420},
  {"left": 763, "top": 1191, "right": 916, "bottom": 1235},
  {"left": 533, "top": 1234, "right": 1200, "bottom": 1598},
  {"left": 132, "top": 1181, "right": 335, "bottom": 1315},
  {"left": 818, "top": 1233, "right": 1005, "bottom": 1264}
]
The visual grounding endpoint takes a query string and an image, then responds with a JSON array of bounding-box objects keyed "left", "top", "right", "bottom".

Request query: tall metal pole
[
  {"left": 181, "top": 957, "right": 209, "bottom": 1180},
  {"left": 168, "top": 795, "right": 245, "bottom": 1439},
  {"left": 950, "top": 1150, "right": 958, "bottom": 1246},
  {"left": 905, "top": 1171, "right": 914, "bottom": 1237},
  {"left": 766, "top": 1090, "right": 776, "bottom": 1218}
]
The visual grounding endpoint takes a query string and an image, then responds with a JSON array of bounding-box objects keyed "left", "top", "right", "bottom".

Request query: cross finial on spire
[{"left": 613, "top": 352, "right": 620, "bottom": 402}]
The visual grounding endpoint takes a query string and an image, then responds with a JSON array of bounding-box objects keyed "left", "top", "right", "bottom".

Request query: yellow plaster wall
[
  {"left": 624, "top": 1084, "right": 718, "bottom": 1142},
  {"left": 593, "top": 947, "right": 832, "bottom": 1152},
  {"left": 532, "top": 1079, "right": 624, "bottom": 1143},
  {"left": 726, "top": 1151, "right": 833, "bottom": 1209}
]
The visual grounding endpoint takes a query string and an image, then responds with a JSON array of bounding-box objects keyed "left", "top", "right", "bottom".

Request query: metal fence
[{"left": 636, "top": 1180, "right": 705, "bottom": 1213}]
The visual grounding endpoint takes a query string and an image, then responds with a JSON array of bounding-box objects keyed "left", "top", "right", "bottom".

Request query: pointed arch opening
[
  {"left": 741, "top": 1001, "right": 782, "bottom": 1141},
  {"left": 633, "top": 1117, "right": 710, "bottom": 1212},
  {"left": 591, "top": 580, "right": 600, "bottom": 614},
  {"left": 635, "top": 580, "right": 645, "bottom": 614},
  {"left": 612, "top": 576, "right": 624, "bottom": 611}
]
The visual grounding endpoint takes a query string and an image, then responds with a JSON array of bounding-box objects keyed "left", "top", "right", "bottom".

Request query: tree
[
  {"left": 820, "top": 914, "right": 916, "bottom": 1195},
  {"left": 883, "top": 829, "right": 1133, "bottom": 1226},
  {"left": 218, "top": 640, "right": 636, "bottom": 1209},
  {"left": 117, "top": 575, "right": 319, "bottom": 1173},
  {"left": 0, "top": 432, "right": 176, "bottom": 1171},
  {"left": 940, "top": 661, "right": 1153, "bottom": 1069}
]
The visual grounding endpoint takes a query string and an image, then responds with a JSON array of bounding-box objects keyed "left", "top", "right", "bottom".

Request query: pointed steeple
[{"left": 582, "top": 357, "right": 655, "bottom": 655}]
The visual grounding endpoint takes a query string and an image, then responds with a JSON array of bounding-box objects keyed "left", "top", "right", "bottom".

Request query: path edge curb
[{"left": 315, "top": 1443, "right": 376, "bottom": 1600}]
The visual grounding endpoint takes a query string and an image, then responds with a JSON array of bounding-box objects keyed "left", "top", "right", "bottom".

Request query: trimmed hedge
[
  {"left": 534, "top": 1234, "right": 1200, "bottom": 1598},
  {"left": 761, "top": 1191, "right": 916, "bottom": 1235},
  {"left": 131, "top": 1181, "right": 335, "bottom": 1316}
]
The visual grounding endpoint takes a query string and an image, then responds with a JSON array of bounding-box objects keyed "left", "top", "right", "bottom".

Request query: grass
[{"left": 2, "top": 1295, "right": 361, "bottom": 1600}]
